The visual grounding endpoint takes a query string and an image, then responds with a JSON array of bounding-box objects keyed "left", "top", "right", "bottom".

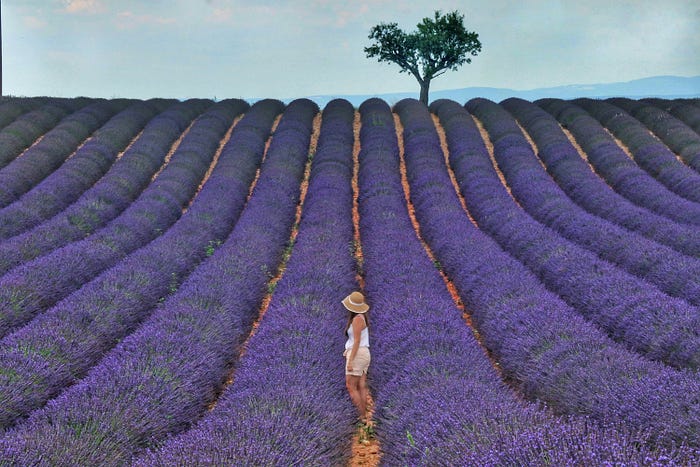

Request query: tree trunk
[{"left": 419, "top": 81, "right": 430, "bottom": 105}]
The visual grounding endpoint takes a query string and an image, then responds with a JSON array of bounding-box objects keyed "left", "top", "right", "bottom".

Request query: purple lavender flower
[
  {"left": 0, "top": 99, "right": 210, "bottom": 276},
  {"left": 0, "top": 100, "right": 126, "bottom": 207},
  {"left": 501, "top": 97, "right": 700, "bottom": 258},
  {"left": 0, "top": 100, "right": 171, "bottom": 239},
  {"left": 576, "top": 98, "right": 700, "bottom": 203},
  {"left": 607, "top": 97, "right": 700, "bottom": 173},
  {"left": 540, "top": 98, "right": 700, "bottom": 226},
  {"left": 0, "top": 100, "right": 247, "bottom": 337},
  {"left": 0, "top": 99, "right": 319, "bottom": 466},
  {"left": 0, "top": 99, "right": 282, "bottom": 431}
]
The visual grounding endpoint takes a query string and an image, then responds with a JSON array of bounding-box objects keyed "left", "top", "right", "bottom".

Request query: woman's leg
[
  {"left": 346, "top": 374, "right": 365, "bottom": 419},
  {"left": 359, "top": 373, "right": 369, "bottom": 421}
]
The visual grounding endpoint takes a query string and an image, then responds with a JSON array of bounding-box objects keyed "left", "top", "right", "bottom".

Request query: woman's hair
[{"left": 344, "top": 309, "right": 369, "bottom": 336}]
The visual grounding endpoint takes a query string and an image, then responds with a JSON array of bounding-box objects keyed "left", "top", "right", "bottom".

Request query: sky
[{"left": 3, "top": 0, "right": 700, "bottom": 100}]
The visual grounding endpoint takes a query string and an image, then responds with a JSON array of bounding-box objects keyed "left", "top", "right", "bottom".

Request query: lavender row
[
  {"left": 539, "top": 98, "right": 700, "bottom": 226},
  {"left": 0, "top": 97, "right": 61, "bottom": 133},
  {"left": 0, "top": 100, "right": 171, "bottom": 239},
  {"left": 661, "top": 101, "right": 700, "bottom": 135},
  {"left": 0, "top": 99, "right": 317, "bottom": 466},
  {"left": 500, "top": 97, "right": 700, "bottom": 258},
  {"left": 0, "top": 99, "right": 210, "bottom": 276},
  {"left": 0, "top": 99, "right": 247, "bottom": 338},
  {"left": 363, "top": 97, "right": 696, "bottom": 464},
  {"left": 576, "top": 98, "right": 700, "bottom": 203},
  {"left": 465, "top": 97, "right": 700, "bottom": 370},
  {"left": 428, "top": 98, "right": 700, "bottom": 446},
  {"left": 0, "top": 99, "right": 128, "bottom": 208},
  {"left": 607, "top": 97, "right": 700, "bottom": 173},
  {"left": 0, "top": 98, "right": 91, "bottom": 169},
  {"left": 140, "top": 99, "right": 356, "bottom": 466},
  {"left": 0, "top": 99, "right": 282, "bottom": 430},
  {"left": 490, "top": 98, "right": 700, "bottom": 304}
]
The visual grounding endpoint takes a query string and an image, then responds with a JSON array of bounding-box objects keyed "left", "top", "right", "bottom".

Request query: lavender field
[{"left": 0, "top": 95, "right": 698, "bottom": 465}]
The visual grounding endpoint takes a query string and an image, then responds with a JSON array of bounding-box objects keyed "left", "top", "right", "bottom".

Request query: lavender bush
[
  {"left": 359, "top": 97, "right": 698, "bottom": 464},
  {"left": 0, "top": 99, "right": 127, "bottom": 207},
  {"left": 0, "top": 100, "right": 170, "bottom": 239},
  {"left": 607, "top": 97, "right": 700, "bottom": 173},
  {"left": 662, "top": 102, "right": 700, "bottom": 134},
  {"left": 464, "top": 97, "right": 700, "bottom": 370},
  {"left": 138, "top": 98, "right": 356, "bottom": 466},
  {"left": 500, "top": 97, "right": 700, "bottom": 258},
  {"left": 0, "top": 99, "right": 318, "bottom": 466},
  {"left": 576, "top": 98, "right": 700, "bottom": 203},
  {"left": 0, "top": 99, "right": 247, "bottom": 337},
  {"left": 0, "top": 99, "right": 90, "bottom": 169},
  {"left": 472, "top": 98, "right": 700, "bottom": 308},
  {"left": 0, "top": 99, "right": 282, "bottom": 430},
  {"left": 0, "top": 99, "right": 210, "bottom": 276},
  {"left": 539, "top": 98, "right": 700, "bottom": 226},
  {"left": 425, "top": 98, "right": 700, "bottom": 446},
  {"left": 0, "top": 97, "right": 53, "bottom": 132}
]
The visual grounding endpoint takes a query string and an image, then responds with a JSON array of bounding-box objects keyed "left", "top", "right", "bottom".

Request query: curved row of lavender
[
  {"left": 0, "top": 99, "right": 128, "bottom": 207},
  {"left": 0, "top": 98, "right": 91, "bottom": 169},
  {"left": 489, "top": 98, "right": 700, "bottom": 306},
  {"left": 576, "top": 98, "right": 700, "bottom": 203},
  {"left": 539, "top": 98, "right": 700, "bottom": 227},
  {"left": 0, "top": 99, "right": 247, "bottom": 338},
  {"left": 656, "top": 100, "right": 700, "bottom": 134},
  {"left": 139, "top": 98, "right": 356, "bottom": 466},
  {"left": 0, "top": 99, "right": 317, "bottom": 466},
  {"left": 501, "top": 97, "right": 700, "bottom": 258},
  {"left": 0, "top": 99, "right": 283, "bottom": 430},
  {"left": 0, "top": 97, "right": 51, "bottom": 131},
  {"left": 466, "top": 97, "right": 700, "bottom": 370},
  {"left": 0, "top": 100, "right": 172, "bottom": 239},
  {"left": 0, "top": 99, "right": 210, "bottom": 276},
  {"left": 360, "top": 97, "right": 698, "bottom": 464},
  {"left": 607, "top": 97, "right": 700, "bottom": 173},
  {"left": 428, "top": 98, "right": 700, "bottom": 447}
]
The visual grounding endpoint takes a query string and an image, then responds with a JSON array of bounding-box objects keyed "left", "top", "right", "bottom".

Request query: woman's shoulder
[{"left": 352, "top": 314, "right": 367, "bottom": 327}]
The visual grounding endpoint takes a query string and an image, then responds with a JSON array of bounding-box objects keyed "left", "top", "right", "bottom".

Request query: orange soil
[
  {"left": 430, "top": 114, "right": 479, "bottom": 228},
  {"left": 247, "top": 114, "right": 282, "bottom": 203},
  {"left": 516, "top": 121, "right": 549, "bottom": 172},
  {"left": 185, "top": 114, "right": 243, "bottom": 212},
  {"left": 348, "top": 110, "right": 381, "bottom": 467},
  {"left": 395, "top": 113, "right": 504, "bottom": 377},
  {"left": 150, "top": 119, "right": 197, "bottom": 182},
  {"left": 561, "top": 126, "right": 600, "bottom": 174},
  {"left": 602, "top": 127, "right": 635, "bottom": 161},
  {"left": 206, "top": 110, "right": 309, "bottom": 411},
  {"left": 115, "top": 128, "right": 145, "bottom": 162},
  {"left": 471, "top": 115, "right": 523, "bottom": 209},
  {"left": 14, "top": 131, "right": 50, "bottom": 160}
]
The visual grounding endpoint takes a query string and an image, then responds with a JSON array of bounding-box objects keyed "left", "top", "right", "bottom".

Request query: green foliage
[
  {"left": 205, "top": 239, "right": 222, "bottom": 257},
  {"left": 365, "top": 10, "right": 482, "bottom": 104}
]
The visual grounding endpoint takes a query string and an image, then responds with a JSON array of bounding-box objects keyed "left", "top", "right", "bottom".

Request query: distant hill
[{"left": 298, "top": 75, "right": 700, "bottom": 107}]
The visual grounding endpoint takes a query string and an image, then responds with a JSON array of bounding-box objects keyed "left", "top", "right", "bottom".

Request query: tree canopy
[{"left": 365, "top": 10, "right": 482, "bottom": 105}]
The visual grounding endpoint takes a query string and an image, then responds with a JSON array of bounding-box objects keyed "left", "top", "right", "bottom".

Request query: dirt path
[
  {"left": 207, "top": 111, "right": 316, "bottom": 411},
  {"left": 186, "top": 114, "right": 243, "bottom": 211},
  {"left": 347, "top": 110, "right": 381, "bottom": 467},
  {"left": 396, "top": 112, "right": 504, "bottom": 378}
]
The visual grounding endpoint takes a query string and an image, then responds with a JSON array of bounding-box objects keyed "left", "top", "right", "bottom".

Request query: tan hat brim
[{"left": 342, "top": 295, "right": 369, "bottom": 313}]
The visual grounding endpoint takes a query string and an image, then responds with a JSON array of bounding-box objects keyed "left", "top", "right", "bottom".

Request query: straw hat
[{"left": 342, "top": 291, "right": 369, "bottom": 313}]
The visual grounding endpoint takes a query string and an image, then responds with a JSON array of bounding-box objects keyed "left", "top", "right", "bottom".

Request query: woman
[{"left": 342, "top": 291, "right": 371, "bottom": 423}]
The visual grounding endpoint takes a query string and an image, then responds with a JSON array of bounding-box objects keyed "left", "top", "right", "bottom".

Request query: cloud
[
  {"left": 63, "top": 0, "right": 105, "bottom": 14},
  {"left": 207, "top": 7, "right": 233, "bottom": 23},
  {"left": 24, "top": 16, "right": 48, "bottom": 29},
  {"left": 116, "top": 10, "right": 177, "bottom": 29}
]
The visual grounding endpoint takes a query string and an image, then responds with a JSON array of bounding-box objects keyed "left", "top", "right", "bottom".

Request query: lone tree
[{"left": 365, "top": 10, "right": 481, "bottom": 105}]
